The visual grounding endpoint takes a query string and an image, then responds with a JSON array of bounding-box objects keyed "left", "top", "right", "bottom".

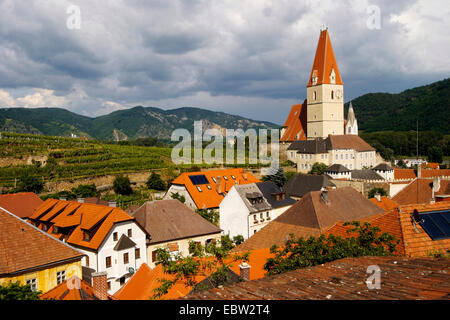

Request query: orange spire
[{"left": 307, "top": 29, "right": 343, "bottom": 87}]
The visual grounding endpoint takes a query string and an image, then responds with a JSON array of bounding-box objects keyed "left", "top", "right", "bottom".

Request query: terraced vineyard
[{"left": 0, "top": 131, "right": 175, "bottom": 187}]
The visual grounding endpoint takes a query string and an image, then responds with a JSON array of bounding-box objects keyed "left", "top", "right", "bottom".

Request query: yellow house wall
[{"left": 0, "top": 260, "right": 82, "bottom": 294}]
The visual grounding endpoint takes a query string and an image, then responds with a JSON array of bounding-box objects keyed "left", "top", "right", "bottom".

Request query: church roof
[
  {"left": 307, "top": 29, "right": 343, "bottom": 87},
  {"left": 280, "top": 100, "right": 308, "bottom": 142}
]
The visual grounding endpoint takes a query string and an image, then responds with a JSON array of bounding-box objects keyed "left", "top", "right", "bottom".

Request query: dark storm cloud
[{"left": 0, "top": 0, "right": 448, "bottom": 123}]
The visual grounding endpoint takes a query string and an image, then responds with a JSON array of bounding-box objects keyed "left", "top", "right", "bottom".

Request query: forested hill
[
  {"left": 0, "top": 106, "right": 278, "bottom": 141},
  {"left": 345, "top": 78, "right": 450, "bottom": 133}
]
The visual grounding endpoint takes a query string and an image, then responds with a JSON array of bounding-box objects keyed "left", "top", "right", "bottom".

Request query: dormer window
[
  {"left": 83, "top": 231, "right": 91, "bottom": 242},
  {"left": 330, "top": 68, "right": 336, "bottom": 84}
]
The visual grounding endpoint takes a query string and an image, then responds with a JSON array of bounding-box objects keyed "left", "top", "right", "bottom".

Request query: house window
[
  {"left": 119, "top": 277, "right": 125, "bottom": 286},
  {"left": 113, "top": 232, "right": 118, "bottom": 241},
  {"left": 86, "top": 256, "right": 89, "bottom": 267},
  {"left": 152, "top": 250, "right": 158, "bottom": 262},
  {"left": 260, "top": 213, "right": 263, "bottom": 219},
  {"left": 107, "top": 282, "right": 111, "bottom": 290},
  {"left": 254, "top": 229, "right": 257, "bottom": 234},
  {"left": 331, "top": 91, "right": 334, "bottom": 99},
  {"left": 106, "top": 256, "right": 112, "bottom": 268},
  {"left": 266, "top": 212, "right": 270, "bottom": 218},
  {"left": 26, "top": 278, "right": 37, "bottom": 292},
  {"left": 127, "top": 229, "right": 132, "bottom": 238},
  {"left": 123, "top": 253, "right": 129, "bottom": 264},
  {"left": 53, "top": 226, "right": 59, "bottom": 234},
  {"left": 56, "top": 271, "right": 66, "bottom": 285},
  {"left": 42, "top": 224, "right": 48, "bottom": 232},
  {"left": 135, "top": 248, "right": 140, "bottom": 259},
  {"left": 313, "top": 91, "right": 317, "bottom": 100},
  {"left": 253, "top": 214, "right": 258, "bottom": 222},
  {"left": 346, "top": 154, "right": 348, "bottom": 159}
]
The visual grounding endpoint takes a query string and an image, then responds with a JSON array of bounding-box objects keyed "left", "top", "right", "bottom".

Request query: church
[{"left": 281, "top": 28, "right": 377, "bottom": 173}]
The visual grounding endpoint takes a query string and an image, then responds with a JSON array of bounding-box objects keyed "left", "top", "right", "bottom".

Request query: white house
[
  {"left": 219, "top": 181, "right": 296, "bottom": 240},
  {"left": 28, "top": 199, "right": 148, "bottom": 294}
]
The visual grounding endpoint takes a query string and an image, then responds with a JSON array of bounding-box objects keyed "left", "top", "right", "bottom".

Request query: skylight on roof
[
  {"left": 418, "top": 210, "right": 450, "bottom": 241},
  {"left": 189, "top": 175, "right": 209, "bottom": 185},
  {"left": 196, "top": 186, "right": 202, "bottom": 192}
]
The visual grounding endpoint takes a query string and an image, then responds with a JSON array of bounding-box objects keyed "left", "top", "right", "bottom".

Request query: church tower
[
  {"left": 306, "top": 29, "right": 344, "bottom": 139},
  {"left": 345, "top": 102, "right": 358, "bottom": 135}
]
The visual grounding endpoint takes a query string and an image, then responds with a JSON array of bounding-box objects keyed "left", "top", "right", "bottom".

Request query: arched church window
[{"left": 331, "top": 90, "right": 334, "bottom": 99}]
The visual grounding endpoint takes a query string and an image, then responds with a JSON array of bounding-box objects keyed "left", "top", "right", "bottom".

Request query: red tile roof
[
  {"left": 0, "top": 207, "right": 84, "bottom": 276},
  {"left": 234, "top": 187, "right": 384, "bottom": 251},
  {"left": 0, "top": 192, "right": 43, "bottom": 219},
  {"left": 421, "top": 169, "right": 450, "bottom": 178},
  {"left": 29, "top": 199, "right": 135, "bottom": 251},
  {"left": 392, "top": 179, "right": 450, "bottom": 206},
  {"left": 186, "top": 256, "right": 450, "bottom": 300},
  {"left": 394, "top": 169, "right": 417, "bottom": 180},
  {"left": 280, "top": 101, "right": 308, "bottom": 142},
  {"left": 114, "top": 247, "right": 274, "bottom": 300},
  {"left": 171, "top": 168, "right": 260, "bottom": 209},
  {"left": 307, "top": 29, "right": 343, "bottom": 87},
  {"left": 40, "top": 276, "right": 115, "bottom": 300},
  {"left": 369, "top": 196, "right": 399, "bottom": 211}
]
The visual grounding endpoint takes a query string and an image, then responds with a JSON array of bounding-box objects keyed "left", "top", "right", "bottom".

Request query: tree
[
  {"left": 196, "top": 209, "right": 219, "bottom": 226},
  {"left": 261, "top": 168, "right": 287, "bottom": 188},
  {"left": 427, "top": 146, "right": 443, "bottom": 163},
  {"left": 0, "top": 281, "right": 41, "bottom": 300},
  {"left": 113, "top": 175, "right": 133, "bottom": 195},
  {"left": 396, "top": 159, "right": 407, "bottom": 168},
  {"left": 264, "top": 221, "right": 398, "bottom": 276},
  {"left": 368, "top": 187, "right": 387, "bottom": 199},
  {"left": 146, "top": 172, "right": 167, "bottom": 191},
  {"left": 151, "top": 238, "right": 249, "bottom": 299},
  {"left": 72, "top": 184, "right": 97, "bottom": 198},
  {"left": 171, "top": 192, "right": 186, "bottom": 203},
  {"left": 18, "top": 175, "right": 44, "bottom": 193},
  {"left": 308, "top": 162, "right": 328, "bottom": 175},
  {"left": 232, "top": 235, "right": 244, "bottom": 246}
]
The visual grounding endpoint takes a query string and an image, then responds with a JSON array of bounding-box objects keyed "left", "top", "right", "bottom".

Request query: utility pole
[{"left": 416, "top": 119, "right": 419, "bottom": 160}]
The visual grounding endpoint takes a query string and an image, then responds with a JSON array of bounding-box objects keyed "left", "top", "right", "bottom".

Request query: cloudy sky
[{"left": 0, "top": 0, "right": 449, "bottom": 124}]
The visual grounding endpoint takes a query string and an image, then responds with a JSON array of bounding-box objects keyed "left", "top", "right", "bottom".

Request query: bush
[
  {"left": 113, "top": 175, "right": 133, "bottom": 195},
  {"left": 0, "top": 281, "right": 41, "bottom": 300},
  {"left": 196, "top": 209, "right": 219, "bottom": 226},
  {"left": 170, "top": 192, "right": 186, "bottom": 203},
  {"left": 368, "top": 187, "right": 387, "bottom": 199},
  {"left": 264, "top": 221, "right": 398, "bottom": 276},
  {"left": 308, "top": 162, "right": 328, "bottom": 175},
  {"left": 18, "top": 175, "right": 44, "bottom": 193}
]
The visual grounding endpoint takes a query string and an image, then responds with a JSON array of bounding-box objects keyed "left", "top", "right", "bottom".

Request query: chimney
[
  {"left": 216, "top": 176, "right": 222, "bottom": 194},
  {"left": 239, "top": 262, "right": 251, "bottom": 281},
  {"left": 108, "top": 201, "right": 117, "bottom": 207},
  {"left": 321, "top": 189, "right": 329, "bottom": 204},
  {"left": 417, "top": 165, "right": 422, "bottom": 178},
  {"left": 92, "top": 271, "right": 108, "bottom": 300},
  {"left": 374, "top": 193, "right": 381, "bottom": 202},
  {"left": 77, "top": 198, "right": 85, "bottom": 203}
]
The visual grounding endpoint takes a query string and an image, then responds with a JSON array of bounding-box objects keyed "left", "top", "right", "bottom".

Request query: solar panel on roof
[
  {"left": 419, "top": 210, "right": 450, "bottom": 241},
  {"left": 189, "top": 174, "right": 209, "bottom": 185}
]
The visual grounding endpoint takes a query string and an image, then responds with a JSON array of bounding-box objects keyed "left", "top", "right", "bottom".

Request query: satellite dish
[{"left": 128, "top": 267, "right": 135, "bottom": 275}]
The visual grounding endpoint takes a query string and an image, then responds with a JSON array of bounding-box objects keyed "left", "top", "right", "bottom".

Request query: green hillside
[
  {"left": 0, "top": 106, "right": 278, "bottom": 141},
  {"left": 345, "top": 78, "right": 450, "bottom": 133}
]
